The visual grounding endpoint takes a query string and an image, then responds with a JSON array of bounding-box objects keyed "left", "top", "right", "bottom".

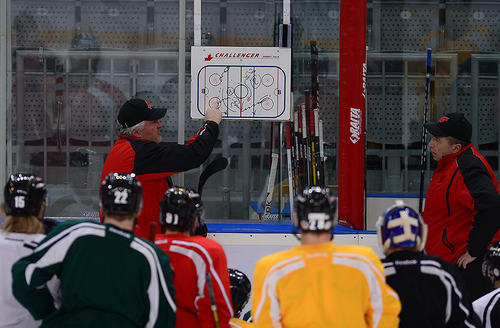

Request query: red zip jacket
[
  {"left": 100, "top": 121, "right": 219, "bottom": 238},
  {"left": 155, "top": 233, "right": 233, "bottom": 328},
  {"left": 423, "top": 143, "right": 500, "bottom": 263}
]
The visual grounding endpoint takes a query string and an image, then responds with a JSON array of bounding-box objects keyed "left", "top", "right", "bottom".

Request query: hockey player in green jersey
[{"left": 12, "top": 172, "right": 177, "bottom": 328}]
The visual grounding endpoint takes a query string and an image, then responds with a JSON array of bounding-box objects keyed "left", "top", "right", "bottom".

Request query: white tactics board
[{"left": 191, "top": 46, "right": 291, "bottom": 121}]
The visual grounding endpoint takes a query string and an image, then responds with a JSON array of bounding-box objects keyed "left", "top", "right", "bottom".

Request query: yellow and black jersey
[{"left": 252, "top": 241, "right": 401, "bottom": 328}]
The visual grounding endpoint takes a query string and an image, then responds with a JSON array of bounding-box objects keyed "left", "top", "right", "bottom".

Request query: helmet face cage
[
  {"left": 376, "top": 201, "right": 428, "bottom": 254},
  {"left": 100, "top": 173, "right": 143, "bottom": 215},
  {"left": 160, "top": 187, "right": 203, "bottom": 231},
  {"left": 4, "top": 173, "right": 47, "bottom": 217},
  {"left": 228, "top": 268, "right": 251, "bottom": 317},
  {"left": 482, "top": 241, "right": 500, "bottom": 289},
  {"left": 293, "top": 186, "right": 337, "bottom": 232}
]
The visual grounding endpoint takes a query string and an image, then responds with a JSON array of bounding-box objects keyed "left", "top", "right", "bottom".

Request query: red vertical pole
[{"left": 339, "top": 0, "right": 367, "bottom": 230}]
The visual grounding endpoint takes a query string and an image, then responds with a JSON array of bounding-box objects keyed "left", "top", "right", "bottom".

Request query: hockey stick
[
  {"left": 318, "top": 119, "right": 325, "bottom": 185},
  {"left": 148, "top": 222, "right": 158, "bottom": 242},
  {"left": 314, "top": 109, "right": 323, "bottom": 185},
  {"left": 310, "top": 41, "right": 320, "bottom": 185},
  {"left": 261, "top": 153, "right": 279, "bottom": 220},
  {"left": 198, "top": 157, "right": 229, "bottom": 197},
  {"left": 149, "top": 157, "right": 227, "bottom": 241},
  {"left": 206, "top": 272, "right": 221, "bottom": 328},
  {"left": 293, "top": 109, "right": 303, "bottom": 189},
  {"left": 296, "top": 106, "right": 305, "bottom": 186},
  {"left": 419, "top": 48, "right": 432, "bottom": 213},
  {"left": 286, "top": 122, "right": 294, "bottom": 215},
  {"left": 309, "top": 108, "right": 317, "bottom": 185},
  {"left": 301, "top": 102, "right": 312, "bottom": 186},
  {"left": 289, "top": 117, "right": 299, "bottom": 189}
]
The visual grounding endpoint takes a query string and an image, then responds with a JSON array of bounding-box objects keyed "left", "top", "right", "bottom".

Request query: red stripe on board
[{"left": 240, "top": 66, "right": 243, "bottom": 117}]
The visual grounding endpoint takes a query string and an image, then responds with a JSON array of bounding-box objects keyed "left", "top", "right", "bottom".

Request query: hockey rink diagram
[
  {"left": 191, "top": 46, "right": 291, "bottom": 121},
  {"left": 194, "top": 65, "right": 288, "bottom": 119}
]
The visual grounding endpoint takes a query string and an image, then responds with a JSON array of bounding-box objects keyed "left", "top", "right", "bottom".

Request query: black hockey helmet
[
  {"left": 228, "top": 268, "right": 251, "bottom": 318},
  {"left": 100, "top": 172, "right": 143, "bottom": 215},
  {"left": 160, "top": 187, "right": 204, "bottom": 231},
  {"left": 482, "top": 241, "right": 500, "bottom": 289},
  {"left": 4, "top": 173, "right": 47, "bottom": 217},
  {"left": 293, "top": 186, "right": 337, "bottom": 232}
]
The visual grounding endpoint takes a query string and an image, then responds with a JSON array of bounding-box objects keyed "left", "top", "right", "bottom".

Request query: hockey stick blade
[{"left": 198, "top": 157, "right": 229, "bottom": 196}]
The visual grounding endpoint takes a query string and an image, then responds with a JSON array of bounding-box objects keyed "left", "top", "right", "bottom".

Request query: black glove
[{"left": 194, "top": 222, "right": 208, "bottom": 237}]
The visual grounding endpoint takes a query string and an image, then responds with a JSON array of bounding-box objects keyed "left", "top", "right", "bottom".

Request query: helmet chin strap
[{"left": 292, "top": 230, "right": 301, "bottom": 242}]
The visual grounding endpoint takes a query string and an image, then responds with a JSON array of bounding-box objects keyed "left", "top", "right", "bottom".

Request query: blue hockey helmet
[{"left": 376, "top": 200, "right": 428, "bottom": 254}]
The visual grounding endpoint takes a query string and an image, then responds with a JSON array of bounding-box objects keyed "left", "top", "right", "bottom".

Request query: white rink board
[{"left": 208, "top": 232, "right": 383, "bottom": 318}]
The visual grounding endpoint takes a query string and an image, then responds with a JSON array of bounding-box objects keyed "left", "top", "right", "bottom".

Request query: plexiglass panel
[{"left": 7, "top": 0, "right": 340, "bottom": 221}]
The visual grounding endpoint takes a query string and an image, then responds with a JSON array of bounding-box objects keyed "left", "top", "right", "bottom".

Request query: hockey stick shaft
[
  {"left": 289, "top": 118, "right": 298, "bottom": 188},
  {"left": 318, "top": 119, "right": 325, "bottom": 185},
  {"left": 206, "top": 272, "right": 221, "bottom": 328},
  {"left": 309, "top": 109, "right": 317, "bottom": 185},
  {"left": 419, "top": 48, "right": 432, "bottom": 213},
  {"left": 296, "top": 106, "right": 304, "bottom": 185},
  {"left": 148, "top": 222, "right": 158, "bottom": 242},
  {"left": 314, "top": 109, "right": 323, "bottom": 185},
  {"left": 286, "top": 122, "right": 294, "bottom": 214},
  {"left": 262, "top": 153, "right": 279, "bottom": 219},
  {"left": 310, "top": 41, "right": 320, "bottom": 185},
  {"left": 293, "top": 109, "right": 303, "bottom": 189},
  {"left": 301, "top": 102, "right": 311, "bottom": 185}
]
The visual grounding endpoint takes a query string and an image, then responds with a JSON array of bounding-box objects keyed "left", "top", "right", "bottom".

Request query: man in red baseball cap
[
  {"left": 101, "top": 92, "right": 222, "bottom": 238},
  {"left": 423, "top": 112, "right": 500, "bottom": 301}
]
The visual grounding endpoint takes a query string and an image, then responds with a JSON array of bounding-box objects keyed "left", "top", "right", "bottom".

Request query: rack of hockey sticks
[
  {"left": 259, "top": 40, "right": 327, "bottom": 220},
  {"left": 291, "top": 41, "right": 326, "bottom": 190}
]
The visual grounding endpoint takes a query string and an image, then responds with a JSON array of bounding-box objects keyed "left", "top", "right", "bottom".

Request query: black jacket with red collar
[{"left": 101, "top": 121, "right": 219, "bottom": 238}]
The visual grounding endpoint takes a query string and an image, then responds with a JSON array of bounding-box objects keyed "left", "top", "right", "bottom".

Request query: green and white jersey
[
  {"left": 0, "top": 231, "right": 45, "bottom": 328},
  {"left": 12, "top": 220, "right": 176, "bottom": 328}
]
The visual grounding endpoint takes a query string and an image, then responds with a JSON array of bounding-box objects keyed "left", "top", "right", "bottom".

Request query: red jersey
[{"left": 155, "top": 233, "right": 233, "bottom": 328}]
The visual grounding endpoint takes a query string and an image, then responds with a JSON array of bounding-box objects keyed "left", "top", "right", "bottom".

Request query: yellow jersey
[
  {"left": 230, "top": 317, "right": 254, "bottom": 328},
  {"left": 251, "top": 241, "right": 401, "bottom": 328}
]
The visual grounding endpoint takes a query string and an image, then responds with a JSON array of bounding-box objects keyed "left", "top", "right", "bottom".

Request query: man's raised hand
[{"left": 204, "top": 105, "right": 222, "bottom": 124}]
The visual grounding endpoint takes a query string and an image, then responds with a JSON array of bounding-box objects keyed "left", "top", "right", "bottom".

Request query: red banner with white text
[{"left": 338, "top": 0, "right": 367, "bottom": 230}]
